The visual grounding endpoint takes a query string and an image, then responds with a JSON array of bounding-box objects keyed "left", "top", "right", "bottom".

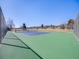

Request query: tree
[
  {"left": 67, "top": 19, "right": 74, "bottom": 29},
  {"left": 22, "top": 23, "right": 26, "bottom": 30},
  {"left": 41, "top": 24, "right": 44, "bottom": 28},
  {"left": 68, "top": 19, "right": 74, "bottom": 25},
  {"left": 7, "top": 19, "right": 15, "bottom": 30},
  {"left": 60, "top": 24, "right": 65, "bottom": 29}
]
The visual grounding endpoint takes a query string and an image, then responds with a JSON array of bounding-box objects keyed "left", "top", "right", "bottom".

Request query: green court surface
[
  {"left": 0, "top": 44, "right": 40, "bottom": 59},
  {"left": 0, "top": 31, "right": 79, "bottom": 59},
  {"left": 0, "top": 32, "right": 40, "bottom": 59},
  {"left": 2, "top": 32, "right": 26, "bottom": 47},
  {"left": 14, "top": 32, "right": 79, "bottom": 59},
  {"left": 2, "top": 38, "right": 26, "bottom": 47}
]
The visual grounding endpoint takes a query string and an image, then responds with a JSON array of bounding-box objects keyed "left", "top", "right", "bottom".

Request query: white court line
[{"left": 72, "top": 32, "right": 79, "bottom": 42}]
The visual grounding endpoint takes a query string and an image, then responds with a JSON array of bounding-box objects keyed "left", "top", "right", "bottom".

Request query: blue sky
[{"left": 0, "top": 0, "right": 79, "bottom": 27}]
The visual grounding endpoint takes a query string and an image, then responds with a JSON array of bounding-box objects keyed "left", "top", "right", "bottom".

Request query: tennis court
[
  {"left": 17, "top": 32, "right": 49, "bottom": 36},
  {"left": 0, "top": 31, "right": 79, "bottom": 59},
  {"left": 0, "top": 32, "right": 41, "bottom": 59}
]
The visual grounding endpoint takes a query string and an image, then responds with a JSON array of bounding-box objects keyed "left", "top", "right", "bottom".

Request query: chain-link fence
[
  {"left": 0, "top": 7, "right": 7, "bottom": 43},
  {"left": 74, "top": 14, "right": 79, "bottom": 38}
]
